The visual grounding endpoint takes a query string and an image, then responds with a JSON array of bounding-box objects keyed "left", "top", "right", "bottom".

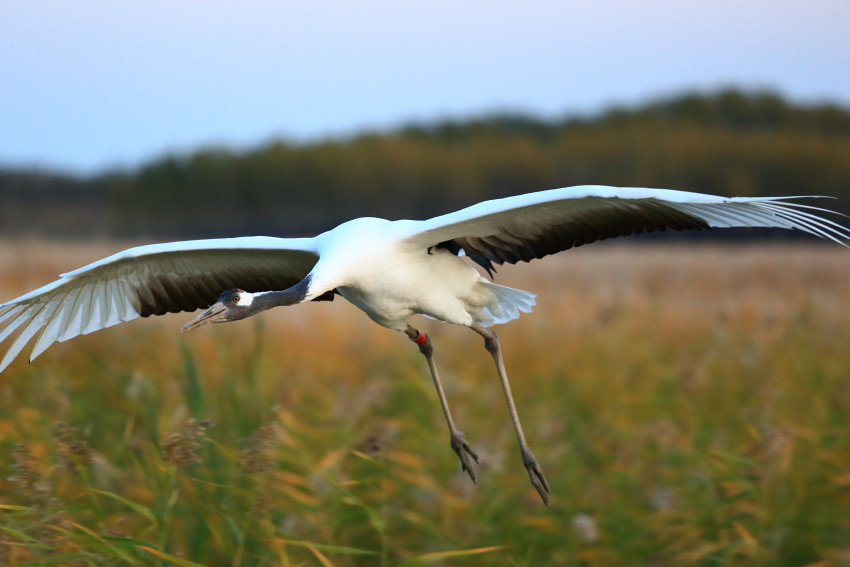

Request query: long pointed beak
[{"left": 180, "top": 302, "right": 227, "bottom": 333}]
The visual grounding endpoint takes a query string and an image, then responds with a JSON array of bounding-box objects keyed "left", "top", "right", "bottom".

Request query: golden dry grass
[{"left": 0, "top": 239, "right": 849, "bottom": 566}]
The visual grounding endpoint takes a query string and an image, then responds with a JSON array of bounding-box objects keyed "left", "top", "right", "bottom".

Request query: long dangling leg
[
  {"left": 405, "top": 325, "right": 479, "bottom": 483},
  {"left": 471, "top": 323, "right": 550, "bottom": 505}
]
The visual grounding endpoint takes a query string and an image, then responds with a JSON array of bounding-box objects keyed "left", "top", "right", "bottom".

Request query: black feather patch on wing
[
  {"left": 312, "top": 289, "right": 337, "bottom": 302},
  {"left": 435, "top": 240, "right": 498, "bottom": 278},
  {"left": 136, "top": 249, "right": 319, "bottom": 317},
  {"left": 439, "top": 198, "right": 710, "bottom": 279}
]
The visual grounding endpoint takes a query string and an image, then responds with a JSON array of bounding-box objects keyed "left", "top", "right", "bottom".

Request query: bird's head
[{"left": 180, "top": 289, "right": 255, "bottom": 333}]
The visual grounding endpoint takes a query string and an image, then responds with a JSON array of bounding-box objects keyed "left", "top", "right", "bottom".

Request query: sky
[{"left": 1, "top": 0, "right": 849, "bottom": 174}]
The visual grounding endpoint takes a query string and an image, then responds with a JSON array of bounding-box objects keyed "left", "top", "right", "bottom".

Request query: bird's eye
[{"left": 230, "top": 295, "right": 240, "bottom": 304}]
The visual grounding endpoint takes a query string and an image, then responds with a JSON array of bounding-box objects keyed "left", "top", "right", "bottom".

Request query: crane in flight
[{"left": 2, "top": 185, "right": 849, "bottom": 504}]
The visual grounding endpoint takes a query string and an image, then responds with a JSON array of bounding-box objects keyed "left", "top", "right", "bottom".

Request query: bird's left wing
[
  {"left": 0, "top": 237, "right": 319, "bottom": 373},
  {"left": 399, "top": 185, "right": 850, "bottom": 276}
]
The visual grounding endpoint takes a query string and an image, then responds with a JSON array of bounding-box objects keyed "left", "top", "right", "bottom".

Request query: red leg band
[{"left": 414, "top": 331, "right": 428, "bottom": 345}]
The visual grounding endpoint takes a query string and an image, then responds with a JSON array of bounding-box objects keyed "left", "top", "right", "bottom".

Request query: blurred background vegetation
[
  {"left": 3, "top": 88, "right": 850, "bottom": 239},
  {"left": 2, "top": 88, "right": 850, "bottom": 565}
]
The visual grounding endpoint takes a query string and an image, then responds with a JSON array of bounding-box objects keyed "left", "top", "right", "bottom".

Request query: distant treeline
[{"left": 3, "top": 89, "right": 850, "bottom": 239}]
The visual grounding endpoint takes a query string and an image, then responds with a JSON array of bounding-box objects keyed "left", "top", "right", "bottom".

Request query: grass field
[{"left": 0, "top": 240, "right": 849, "bottom": 566}]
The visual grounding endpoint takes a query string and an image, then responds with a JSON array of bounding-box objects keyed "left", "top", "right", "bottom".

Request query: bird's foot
[
  {"left": 521, "top": 448, "right": 551, "bottom": 505},
  {"left": 450, "top": 431, "right": 479, "bottom": 483}
]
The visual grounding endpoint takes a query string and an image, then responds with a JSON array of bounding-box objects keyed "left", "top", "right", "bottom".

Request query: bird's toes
[
  {"left": 450, "top": 432, "right": 479, "bottom": 483},
  {"left": 458, "top": 432, "right": 480, "bottom": 463},
  {"left": 521, "top": 450, "right": 551, "bottom": 505},
  {"left": 527, "top": 466, "right": 550, "bottom": 506}
]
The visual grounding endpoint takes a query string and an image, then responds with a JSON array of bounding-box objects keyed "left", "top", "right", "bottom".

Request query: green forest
[{"left": 3, "top": 89, "right": 850, "bottom": 239}]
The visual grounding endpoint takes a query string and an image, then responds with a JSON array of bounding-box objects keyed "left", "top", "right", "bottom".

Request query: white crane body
[{"left": 313, "top": 218, "right": 533, "bottom": 330}]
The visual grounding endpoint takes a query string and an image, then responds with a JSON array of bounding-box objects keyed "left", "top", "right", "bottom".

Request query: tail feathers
[{"left": 477, "top": 282, "right": 536, "bottom": 326}]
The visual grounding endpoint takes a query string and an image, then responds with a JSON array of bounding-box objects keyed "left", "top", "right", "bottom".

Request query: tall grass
[{"left": 0, "top": 241, "right": 848, "bottom": 566}]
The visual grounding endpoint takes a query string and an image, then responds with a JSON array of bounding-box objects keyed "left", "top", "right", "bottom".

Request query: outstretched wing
[
  {"left": 401, "top": 185, "right": 850, "bottom": 275},
  {"left": 0, "top": 236, "right": 320, "bottom": 372}
]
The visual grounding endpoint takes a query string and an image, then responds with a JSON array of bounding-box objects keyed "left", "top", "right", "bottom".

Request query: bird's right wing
[
  {"left": 398, "top": 186, "right": 850, "bottom": 276},
  {"left": 0, "top": 237, "right": 320, "bottom": 373}
]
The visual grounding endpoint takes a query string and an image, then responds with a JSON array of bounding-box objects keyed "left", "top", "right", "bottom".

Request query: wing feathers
[
  {"left": 30, "top": 300, "right": 68, "bottom": 361},
  {"left": 452, "top": 197, "right": 709, "bottom": 270},
  {"left": 68, "top": 287, "right": 91, "bottom": 340},
  {"left": 668, "top": 200, "right": 850, "bottom": 245},
  {"left": 0, "top": 238, "right": 320, "bottom": 373},
  {"left": 54, "top": 292, "right": 82, "bottom": 343},
  {"left": 2, "top": 312, "right": 44, "bottom": 372},
  {"left": 0, "top": 304, "right": 24, "bottom": 327},
  {"left": 0, "top": 306, "right": 30, "bottom": 345},
  {"left": 404, "top": 186, "right": 849, "bottom": 273},
  {"left": 757, "top": 203, "right": 850, "bottom": 242}
]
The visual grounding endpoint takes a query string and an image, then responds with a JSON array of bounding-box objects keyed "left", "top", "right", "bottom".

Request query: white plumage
[{"left": 2, "top": 185, "right": 848, "bottom": 504}]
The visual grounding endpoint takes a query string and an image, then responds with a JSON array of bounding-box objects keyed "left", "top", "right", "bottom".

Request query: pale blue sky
[{"left": 2, "top": 0, "right": 848, "bottom": 174}]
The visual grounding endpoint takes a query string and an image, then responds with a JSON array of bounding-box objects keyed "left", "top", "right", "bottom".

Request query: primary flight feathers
[{"left": 1, "top": 185, "right": 849, "bottom": 374}]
